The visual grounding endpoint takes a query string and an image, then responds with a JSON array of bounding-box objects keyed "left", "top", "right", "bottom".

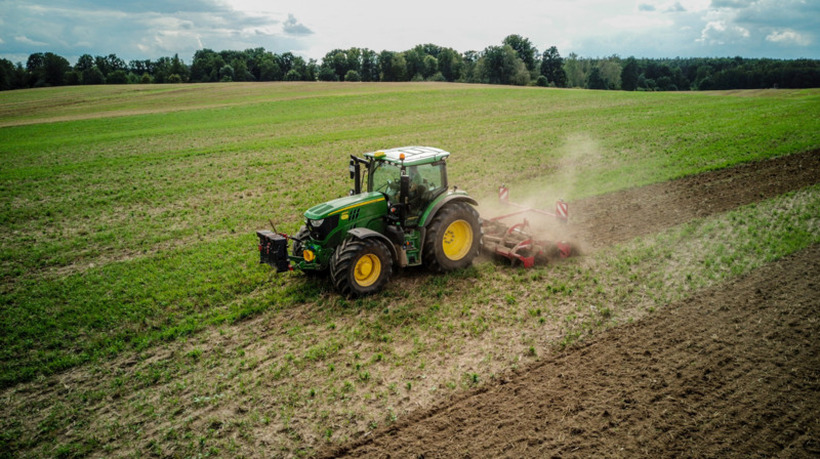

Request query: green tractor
[{"left": 257, "top": 146, "right": 482, "bottom": 296}]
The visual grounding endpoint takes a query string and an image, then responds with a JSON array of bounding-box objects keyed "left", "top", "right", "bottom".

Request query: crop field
[{"left": 1, "top": 82, "right": 818, "bottom": 457}]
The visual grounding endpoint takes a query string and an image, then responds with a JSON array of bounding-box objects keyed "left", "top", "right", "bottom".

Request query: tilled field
[
  {"left": 2, "top": 150, "right": 818, "bottom": 458},
  {"left": 572, "top": 149, "right": 820, "bottom": 249},
  {"left": 327, "top": 151, "right": 820, "bottom": 458}
]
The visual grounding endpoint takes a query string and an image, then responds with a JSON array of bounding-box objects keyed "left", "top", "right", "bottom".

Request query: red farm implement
[{"left": 482, "top": 186, "right": 573, "bottom": 268}]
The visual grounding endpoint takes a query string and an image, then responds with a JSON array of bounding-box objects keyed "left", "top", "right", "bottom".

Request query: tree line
[{"left": 2, "top": 34, "right": 818, "bottom": 91}]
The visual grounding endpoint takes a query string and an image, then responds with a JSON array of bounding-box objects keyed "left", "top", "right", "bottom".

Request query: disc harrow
[{"left": 482, "top": 186, "right": 572, "bottom": 267}]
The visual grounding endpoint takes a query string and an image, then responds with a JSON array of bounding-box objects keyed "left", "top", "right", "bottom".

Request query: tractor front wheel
[
  {"left": 424, "top": 202, "right": 481, "bottom": 272},
  {"left": 330, "top": 237, "right": 393, "bottom": 297}
]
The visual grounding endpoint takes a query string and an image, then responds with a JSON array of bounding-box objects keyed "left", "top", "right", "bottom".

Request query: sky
[{"left": 1, "top": 0, "right": 818, "bottom": 65}]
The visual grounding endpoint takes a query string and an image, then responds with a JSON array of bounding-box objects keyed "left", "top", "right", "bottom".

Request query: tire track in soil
[{"left": 324, "top": 150, "right": 820, "bottom": 458}]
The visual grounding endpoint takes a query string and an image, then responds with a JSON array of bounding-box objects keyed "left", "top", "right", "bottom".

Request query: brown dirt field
[
  {"left": 571, "top": 149, "right": 820, "bottom": 250},
  {"left": 326, "top": 244, "right": 820, "bottom": 459},
  {"left": 324, "top": 151, "right": 820, "bottom": 458}
]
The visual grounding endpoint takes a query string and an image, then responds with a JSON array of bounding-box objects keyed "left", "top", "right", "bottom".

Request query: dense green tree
[
  {"left": 422, "top": 55, "right": 438, "bottom": 79},
  {"left": 360, "top": 49, "right": 380, "bottom": 82},
  {"left": 460, "top": 50, "right": 480, "bottom": 82},
  {"left": 621, "top": 57, "right": 639, "bottom": 91},
  {"left": 437, "top": 48, "right": 462, "bottom": 82},
  {"left": 83, "top": 66, "right": 105, "bottom": 85},
  {"left": 404, "top": 47, "right": 425, "bottom": 80},
  {"left": 503, "top": 34, "right": 537, "bottom": 72},
  {"left": 564, "top": 53, "right": 585, "bottom": 87},
  {"left": 169, "top": 54, "right": 189, "bottom": 82},
  {"left": 597, "top": 58, "right": 622, "bottom": 89},
  {"left": 540, "top": 46, "right": 567, "bottom": 87},
  {"left": 190, "top": 49, "right": 223, "bottom": 82},
  {"left": 428, "top": 72, "right": 446, "bottom": 82},
  {"left": 92, "top": 54, "right": 125, "bottom": 78},
  {"left": 476, "top": 45, "right": 529, "bottom": 85},
  {"left": 231, "top": 58, "right": 253, "bottom": 81},
  {"left": 318, "top": 66, "right": 338, "bottom": 81},
  {"left": 75, "top": 54, "right": 95, "bottom": 73},
  {"left": 258, "top": 56, "right": 282, "bottom": 81},
  {"left": 344, "top": 70, "right": 361, "bottom": 82},
  {"left": 152, "top": 56, "right": 176, "bottom": 83},
  {"left": 129, "top": 59, "right": 152, "bottom": 76},
  {"left": 379, "top": 51, "right": 407, "bottom": 82},
  {"left": 305, "top": 59, "right": 319, "bottom": 81},
  {"left": 0, "top": 59, "right": 15, "bottom": 90},
  {"left": 322, "top": 49, "right": 356, "bottom": 81},
  {"left": 219, "top": 64, "right": 234, "bottom": 82},
  {"left": 21, "top": 52, "right": 70, "bottom": 86},
  {"left": 106, "top": 69, "right": 128, "bottom": 84},
  {"left": 285, "top": 69, "right": 301, "bottom": 81},
  {"left": 64, "top": 70, "right": 81, "bottom": 85},
  {"left": 586, "top": 67, "right": 606, "bottom": 89}
]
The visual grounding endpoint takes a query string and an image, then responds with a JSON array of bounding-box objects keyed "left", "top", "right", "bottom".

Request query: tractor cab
[{"left": 352, "top": 146, "right": 450, "bottom": 227}]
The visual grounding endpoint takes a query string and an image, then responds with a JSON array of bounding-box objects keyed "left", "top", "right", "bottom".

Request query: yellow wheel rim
[
  {"left": 442, "top": 219, "right": 473, "bottom": 261},
  {"left": 354, "top": 253, "right": 381, "bottom": 287}
]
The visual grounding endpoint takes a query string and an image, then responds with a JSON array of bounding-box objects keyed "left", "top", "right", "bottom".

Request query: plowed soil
[
  {"left": 327, "top": 151, "right": 820, "bottom": 458},
  {"left": 572, "top": 149, "right": 820, "bottom": 249}
]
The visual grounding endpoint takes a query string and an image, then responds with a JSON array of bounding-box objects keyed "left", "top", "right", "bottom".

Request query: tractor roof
[{"left": 364, "top": 146, "right": 450, "bottom": 166}]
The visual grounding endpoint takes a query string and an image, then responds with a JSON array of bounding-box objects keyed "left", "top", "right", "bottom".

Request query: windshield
[{"left": 370, "top": 161, "right": 402, "bottom": 199}]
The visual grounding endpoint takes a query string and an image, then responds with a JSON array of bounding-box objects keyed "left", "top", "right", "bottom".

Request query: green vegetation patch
[{"left": 0, "top": 84, "right": 818, "bottom": 389}]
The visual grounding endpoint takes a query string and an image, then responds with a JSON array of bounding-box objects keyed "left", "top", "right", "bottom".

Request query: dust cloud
[{"left": 476, "top": 134, "right": 603, "bottom": 260}]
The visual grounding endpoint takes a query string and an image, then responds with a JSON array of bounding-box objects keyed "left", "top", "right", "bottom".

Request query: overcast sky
[{"left": 1, "top": 0, "right": 818, "bottom": 65}]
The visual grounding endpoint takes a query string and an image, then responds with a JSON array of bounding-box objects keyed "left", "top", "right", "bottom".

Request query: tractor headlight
[{"left": 306, "top": 215, "right": 339, "bottom": 241}]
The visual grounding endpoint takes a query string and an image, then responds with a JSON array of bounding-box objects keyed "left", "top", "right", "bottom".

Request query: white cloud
[
  {"left": 766, "top": 29, "right": 811, "bottom": 46},
  {"left": 697, "top": 20, "right": 750, "bottom": 44},
  {"left": 283, "top": 14, "right": 312, "bottom": 36},
  {"left": 14, "top": 35, "right": 49, "bottom": 47}
]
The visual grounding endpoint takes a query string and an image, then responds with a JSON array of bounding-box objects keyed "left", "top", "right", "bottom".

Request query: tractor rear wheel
[
  {"left": 330, "top": 237, "right": 393, "bottom": 297},
  {"left": 424, "top": 202, "right": 481, "bottom": 272}
]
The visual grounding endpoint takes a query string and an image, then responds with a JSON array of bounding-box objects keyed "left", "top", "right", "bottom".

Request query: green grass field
[{"left": 1, "top": 82, "right": 818, "bottom": 456}]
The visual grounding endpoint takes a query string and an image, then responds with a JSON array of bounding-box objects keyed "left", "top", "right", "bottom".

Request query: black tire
[
  {"left": 423, "top": 202, "right": 482, "bottom": 272},
  {"left": 292, "top": 226, "right": 324, "bottom": 277},
  {"left": 330, "top": 237, "right": 393, "bottom": 297}
]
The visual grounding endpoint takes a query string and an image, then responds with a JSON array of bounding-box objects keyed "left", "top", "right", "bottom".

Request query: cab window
[
  {"left": 406, "top": 162, "right": 446, "bottom": 215},
  {"left": 370, "top": 161, "right": 401, "bottom": 200}
]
